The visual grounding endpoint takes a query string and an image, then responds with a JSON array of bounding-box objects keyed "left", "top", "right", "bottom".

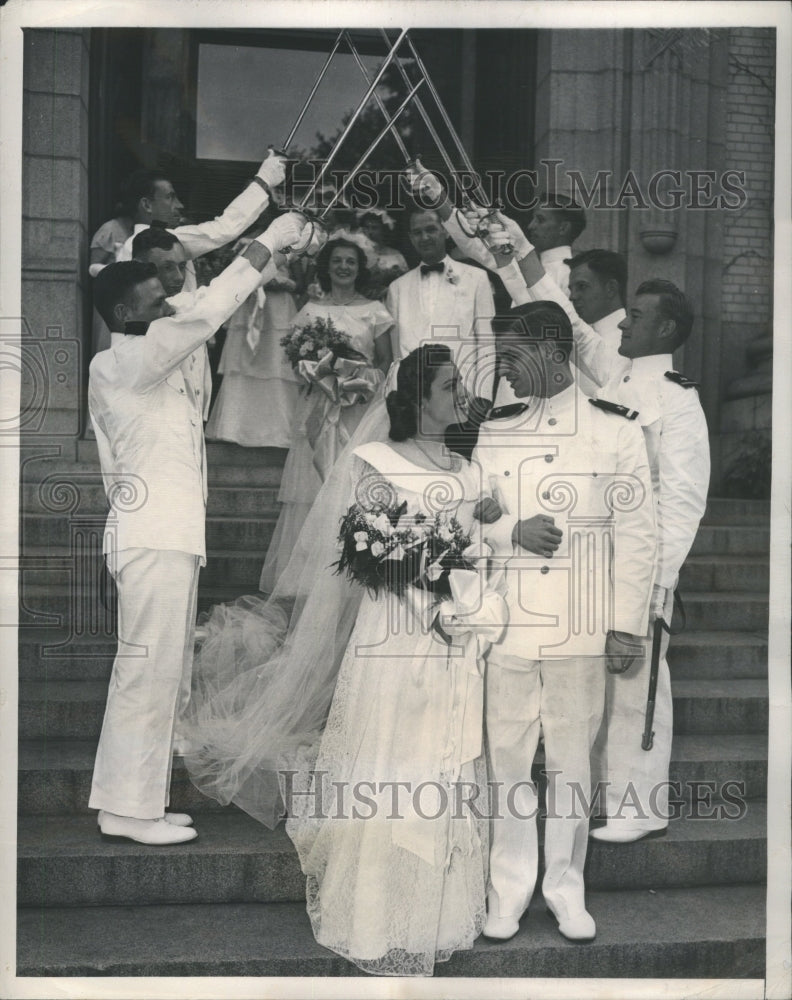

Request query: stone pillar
[{"left": 22, "top": 29, "right": 92, "bottom": 457}]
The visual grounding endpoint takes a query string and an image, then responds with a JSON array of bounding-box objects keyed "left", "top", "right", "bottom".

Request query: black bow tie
[
  {"left": 420, "top": 262, "right": 445, "bottom": 277},
  {"left": 149, "top": 219, "right": 170, "bottom": 229},
  {"left": 487, "top": 402, "right": 530, "bottom": 420},
  {"left": 124, "top": 321, "right": 149, "bottom": 336}
]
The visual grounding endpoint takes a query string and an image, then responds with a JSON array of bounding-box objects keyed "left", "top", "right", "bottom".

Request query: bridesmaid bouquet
[
  {"left": 280, "top": 316, "right": 365, "bottom": 370},
  {"left": 334, "top": 498, "right": 476, "bottom": 599}
]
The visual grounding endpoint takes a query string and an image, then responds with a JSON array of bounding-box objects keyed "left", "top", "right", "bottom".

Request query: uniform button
[
  {"left": 542, "top": 490, "right": 550, "bottom": 500},
  {"left": 623, "top": 375, "right": 630, "bottom": 383},
  {"left": 592, "top": 472, "right": 598, "bottom": 477},
  {"left": 197, "top": 390, "right": 201, "bottom": 396},
  {"left": 548, "top": 417, "right": 557, "bottom": 426},
  {"left": 180, "top": 388, "right": 185, "bottom": 394},
  {"left": 540, "top": 565, "right": 549, "bottom": 574},
  {"left": 504, "top": 470, "right": 510, "bottom": 477},
  {"left": 545, "top": 454, "right": 554, "bottom": 463}
]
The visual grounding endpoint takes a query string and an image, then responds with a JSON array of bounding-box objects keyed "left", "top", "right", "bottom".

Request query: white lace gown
[
  {"left": 259, "top": 298, "right": 392, "bottom": 593},
  {"left": 284, "top": 442, "right": 495, "bottom": 976}
]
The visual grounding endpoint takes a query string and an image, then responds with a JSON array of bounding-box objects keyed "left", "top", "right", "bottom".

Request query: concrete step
[
  {"left": 678, "top": 555, "right": 768, "bottom": 593},
  {"left": 21, "top": 482, "right": 281, "bottom": 518},
  {"left": 18, "top": 732, "right": 767, "bottom": 817},
  {"left": 670, "top": 679, "right": 768, "bottom": 734},
  {"left": 689, "top": 524, "right": 769, "bottom": 556},
  {"left": 19, "top": 625, "right": 769, "bottom": 684},
  {"left": 17, "top": 676, "right": 768, "bottom": 743},
  {"left": 21, "top": 516, "right": 771, "bottom": 559},
  {"left": 16, "top": 803, "right": 766, "bottom": 908},
  {"left": 702, "top": 497, "right": 770, "bottom": 522},
  {"left": 679, "top": 593, "right": 768, "bottom": 632},
  {"left": 16, "top": 883, "right": 765, "bottom": 978},
  {"left": 75, "top": 438, "right": 288, "bottom": 469},
  {"left": 667, "top": 630, "right": 767, "bottom": 680}
]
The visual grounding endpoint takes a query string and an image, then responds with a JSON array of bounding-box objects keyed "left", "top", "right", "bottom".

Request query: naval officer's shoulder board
[
  {"left": 664, "top": 370, "right": 700, "bottom": 390},
  {"left": 588, "top": 397, "right": 639, "bottom": 420}
]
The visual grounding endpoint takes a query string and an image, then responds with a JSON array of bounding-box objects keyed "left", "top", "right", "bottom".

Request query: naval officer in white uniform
[
  {"left": 501, "top": 235, "right": 710, "bottom": 843},
  {"left": 88, "top": 211, "right": 308, "bottom": 845},
  {"left": 472, "top": 301, "right": 656, "bottom": 941}
]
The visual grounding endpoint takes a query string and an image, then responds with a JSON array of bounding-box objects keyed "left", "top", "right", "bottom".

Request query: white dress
[
  {"left": 205, "top": 269, "right": 300, "bottom": 448},
  {"left": 259, "top": 297, "right": 392, "bottom": 593},
  {"left": 284, "top": 442, "right": 497, "bottom": 976}
]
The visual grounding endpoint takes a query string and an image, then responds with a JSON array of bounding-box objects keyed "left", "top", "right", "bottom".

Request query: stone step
[
  {"left": 75, "top": 438, "right": 288, "bottom": 469},
  {"left": 701, "top": 497, "right": 770, "bottom": 523},
  {"left": 689, "top": 524, "right": 769, "bottom": 556},
  {"left": 17, "top": 581, "right": 769, "bottom": 635},
  {"left": 16, "top": 883, "right": 766, "bottom": 978},
  {"left": 667, "top": 631, "right": 767, "bottom": 680},
  {"left": 16, "top": 803, "right": 766, "bottom": 908},
  {"left": 17, "top": 676, "right": 769, "bottom": 743},
  {"left": 678, "top": 593, "right": 768, "bottom": 632},
  {"left": 21, "top": 481, "right": 281, "bottom": 518},
  {"left": 17, "top": 732, "right": 768, "bottom": 817},
  {"left": 19, "top": 548, "right": 769, "bottom": 594},
  {"left": 678, "top": 555, "right": 768, "bottom": 593},
  {"left": 19, "top": 624, "right": 769, "bottom": 684}
]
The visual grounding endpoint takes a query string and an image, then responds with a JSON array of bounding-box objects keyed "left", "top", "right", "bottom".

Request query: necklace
[
  {"left": 410, "top": 436, "right": 459, "bottom": 471},
  {"left": 328, "top": 290, "right": 359, "bottom": 306}
]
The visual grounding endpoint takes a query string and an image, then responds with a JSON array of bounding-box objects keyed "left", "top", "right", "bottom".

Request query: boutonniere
[{"left": 446, "top": 267, "right": 460, "bottom": 286}]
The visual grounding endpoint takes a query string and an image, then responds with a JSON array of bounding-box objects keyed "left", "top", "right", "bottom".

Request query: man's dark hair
[
  {"left": 406, "top": 203, "right": 443, "bottom": 230},
  {"left": 93, "top": 260, "right": 159, "bottom": 330},
  {"left": 566, "top": 248, "right": 628, "bottom": 304},
  {"left": 541, "top": 193, "right": 587, "bottom": 242},
  {"left": 635, "top": 278, "right": 694, "bottom": 346},
  {"left": 132, "top": 226, "right": 180, "bottom": 261},
  {"left": 494, "top": 300, "right": 574, "bottom": 354},
  {"left": 121, "top": 169, "right": 170, "bottom": 217}
]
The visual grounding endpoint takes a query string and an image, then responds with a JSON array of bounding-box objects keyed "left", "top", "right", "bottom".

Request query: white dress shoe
[
  {"left": 545, "top": 899, "right": 596, "bottom": 941},
  {"left": 589, "top": 824, "right": 667, "bottom": 844},
  {"left": 97, "top": 809, "right": 193, "bottom": 828},
  {"left": 482, "top": 911, "right": 521, "bottom": 940},
  {"left": 98, "top": 812, "right": 198, "bottom": 845}
]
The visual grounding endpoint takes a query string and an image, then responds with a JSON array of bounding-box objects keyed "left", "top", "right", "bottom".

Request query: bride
[{"left": 183, "top": 344, "right": 507, "bottom": 976}]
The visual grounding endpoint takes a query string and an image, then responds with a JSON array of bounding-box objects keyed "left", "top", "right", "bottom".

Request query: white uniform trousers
[
  {"left": 89, "top": 547, "right": 200, "bottom": 818},
  {"left": 591, "top": 586, "right": 674, "bottom": 830},
  {"left": 485, "top": 652, "right": 606, "bottom": 919}
]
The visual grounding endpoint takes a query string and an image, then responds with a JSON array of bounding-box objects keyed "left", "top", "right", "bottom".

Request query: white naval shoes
[
  {"left": 589, "top": 824, "right": 667, "bottom": 844},
  {"left": 97, "top": 810, "right": 198, "bottom": 845},
  {"left": 482, "top": 892, "right": 526, "bottom": 941},
  {"left": 544, "top": 897, "right": 596, "bottom": 942}
]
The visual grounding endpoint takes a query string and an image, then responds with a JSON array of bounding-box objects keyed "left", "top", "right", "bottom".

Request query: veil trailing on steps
[{"left": 181, "top": 390, "right": 392, "bottom": 828}]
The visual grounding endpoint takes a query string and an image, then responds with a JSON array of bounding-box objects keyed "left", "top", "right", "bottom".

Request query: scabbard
[{"left": 641, "top": 617, "right": 664, "bottom": 751}]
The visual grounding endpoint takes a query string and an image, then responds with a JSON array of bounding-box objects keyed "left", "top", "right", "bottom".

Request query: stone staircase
[{"left": 16, "top": 446, "right": 768, "bottom": 978}]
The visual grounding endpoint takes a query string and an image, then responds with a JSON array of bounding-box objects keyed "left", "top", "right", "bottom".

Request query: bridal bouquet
[
  {"left": 334, "top": 498, "right": 476, "bottom": 599},
  {"left": 280, "top": 316, "right": 365, "bottom": 370}
]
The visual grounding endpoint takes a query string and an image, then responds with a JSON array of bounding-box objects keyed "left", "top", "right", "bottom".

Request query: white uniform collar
[
  {"left": 593, "top": 307, "right": 626, "bottom": 333},
  {"left": 539, "top": 245, "right": 572, "bottom": 266},
  {"left": 629, "top": 353, "right": 674, "bottom": 379},
  {"left": 522, "top": 383, "right": 579, "bottom": 432}
]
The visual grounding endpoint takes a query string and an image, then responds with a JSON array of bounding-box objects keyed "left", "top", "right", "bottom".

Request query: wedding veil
[{"left": 182, "top": 390, "right": 392, "bottom": 828}]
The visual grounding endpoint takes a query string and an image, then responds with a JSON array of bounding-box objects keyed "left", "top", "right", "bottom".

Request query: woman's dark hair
[
  {"left": 315, "top": 238, "right": 370, "bottom": 294},
  {"left": 386, "top": 343, "right": 453, "bottom": 442}
]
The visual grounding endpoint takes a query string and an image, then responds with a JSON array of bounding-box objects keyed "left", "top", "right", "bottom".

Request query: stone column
[{"left": 22, "top": 29, "right": 92, "bottom": 457}]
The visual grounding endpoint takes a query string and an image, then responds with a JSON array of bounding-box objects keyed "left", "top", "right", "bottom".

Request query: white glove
[
  {"left": 651, "top": 583, "right": 670, "bottom": 620},
  {"left": 300, "top": 219, "right": 328, "bottom": 258},
  {"left": 496, "top": 211, "right": 534, "bottom": 259},
  {"left": 408, "top": 162, "right": 444, "bottom": 205},
  {"left": 254, "top": 212, "right": 306, "bottom": 255},
  {"left": 256, "top": 149, "right": 287, "bottom": 190}
]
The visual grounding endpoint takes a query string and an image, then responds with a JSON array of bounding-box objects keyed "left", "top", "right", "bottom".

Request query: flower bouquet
[
  {"left": 334, "top": 498, "right": 476, "bottom": 600},
  {"left": 280, "top": 316, "right": 365, "bottom": 370}
]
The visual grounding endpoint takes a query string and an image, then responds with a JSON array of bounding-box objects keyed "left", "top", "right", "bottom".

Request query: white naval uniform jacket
[
  {"left": 117, "top": 181, "right": 272, "bottom": 418},
  {"left": 385, "top": 255, "right": 496, "bottom": 399},
  {"left": 526, "top": 274, "right": 710, "bottom": 589},
  {"left": 89, "top": 257, "right": 266, "bottom": 565},
  {"left": 473, "top": 385, "right": 656, "bottom": 660}
]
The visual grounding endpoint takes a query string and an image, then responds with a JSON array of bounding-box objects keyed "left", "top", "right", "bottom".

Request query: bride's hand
[{"left": 474, "top": 497, "right": 502, "bottom": 523}]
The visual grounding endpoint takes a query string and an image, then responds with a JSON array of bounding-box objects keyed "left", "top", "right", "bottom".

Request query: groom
[{"left": 472, "top": 301, "right": 656, "bottom": 941}]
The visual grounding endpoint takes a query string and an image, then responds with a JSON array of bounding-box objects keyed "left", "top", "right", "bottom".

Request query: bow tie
[
  {"left": 420, "top": 262, "right": 445, "bottom": 277},
  {"left": 124, "top": 321, "right": 149, "bottom": 336},
  {"left": 487, "top": 402, "right": 530, "bottom": 420},
  {"left": 149, "top": 219, "right": 170, "bottom": 229}
]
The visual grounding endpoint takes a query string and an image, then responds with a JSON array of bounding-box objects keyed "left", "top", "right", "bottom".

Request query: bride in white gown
[{"left": 183, "top": 344, "right": 507, "bottom": 976}]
